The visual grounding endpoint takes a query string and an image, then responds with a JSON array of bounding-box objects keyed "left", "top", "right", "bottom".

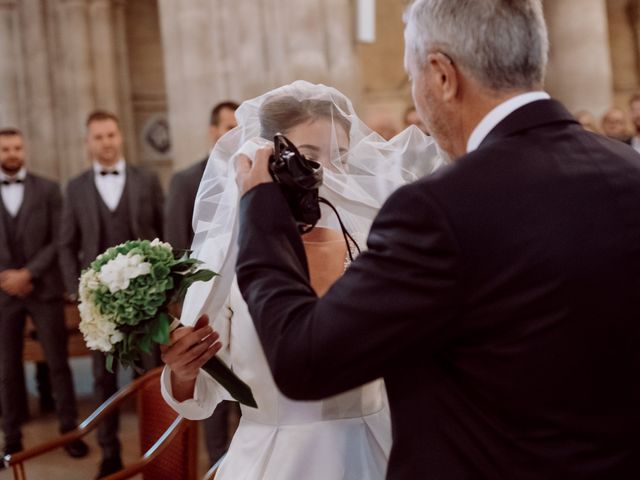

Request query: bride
[{"left": 160, "top": 81, "right": 442, "bottom": 479}]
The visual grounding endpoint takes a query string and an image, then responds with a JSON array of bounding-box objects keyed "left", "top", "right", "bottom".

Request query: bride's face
[{"left": 284, "top": 117, "right": 349, "bottom": 171}]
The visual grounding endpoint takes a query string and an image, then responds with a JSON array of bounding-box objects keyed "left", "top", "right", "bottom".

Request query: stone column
[
  {"left": 112, "top": 0, "right": 136, "bottom": 164},
  {"left": 158, "top": 0, "right": 219, "bottom": 170},
  {"left": 158, "top": 0, "right": 360, "bottom": 171},
  {"left": 88, "top": 0, "right": 119, "bottom": 111},
  {"left": 55, "top": 0, "right": 96, "bottom": 181},
  {"left": 17, "top": 0, "right": 59, "bottom": 179},
  {"left": 0, "top": 0, "right": 23, "bottom": 128},
  {"left": 88, "top": 0, "right": 137, "bottom": 164},
  {"left": 606, "top": 0, "right": 639, "bottom": 102},
  {"left": 544, "top": 0, "right": 613, "bottom": 116},
  {"left": 624, "top": 0, "right": 640, "bottom": 99}
]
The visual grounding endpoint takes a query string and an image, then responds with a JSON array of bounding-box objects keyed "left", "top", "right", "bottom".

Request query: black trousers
[
  {"left": 203, "top": 401, "right": 240, "bottom": 465},
  {"left": 0, "top": 298, "right": 78, "bottom": 447},
  {"left": 92, "top": 347, "right": 161, "bottom": 460}
]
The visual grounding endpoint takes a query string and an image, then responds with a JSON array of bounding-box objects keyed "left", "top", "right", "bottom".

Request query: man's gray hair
[{"left": 404, "top": 0, "right": 549, "bottom": 91}]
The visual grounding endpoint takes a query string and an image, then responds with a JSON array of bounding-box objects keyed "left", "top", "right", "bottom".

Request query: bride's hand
[
  {"left": 235, "top": 146, "right": 274, "bottom": 196},
  {"left": 161, "top": 315, "right": 222, "bottom": 400}
]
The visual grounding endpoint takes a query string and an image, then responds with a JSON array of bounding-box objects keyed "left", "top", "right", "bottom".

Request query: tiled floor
[{"left": 1, "top": 357, "right": 211, "bottom": 480}]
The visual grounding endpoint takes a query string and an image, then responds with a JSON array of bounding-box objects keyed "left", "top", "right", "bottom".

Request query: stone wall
[
  {"left": 157, "top": 0, "right": 360, "bottom": 171},
  {"left": 2, "top": 0, "right": 640, "bottom": 185}
]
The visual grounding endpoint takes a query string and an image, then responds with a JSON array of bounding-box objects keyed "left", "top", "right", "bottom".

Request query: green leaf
[
  {"left": 139, "top": 334, "right": 152, "bottom": 354},
  {"left": 188, "top": 269, "right": 218, "bottom": 283},
  {"left": 106, "top": 354, "right": 115, "bottom": 373},
  {"left": 151, "top": 312, "right": 171, "bottom": 345},
  {"left": 172, "top": 248, "right": 192, "bottom": 261}
]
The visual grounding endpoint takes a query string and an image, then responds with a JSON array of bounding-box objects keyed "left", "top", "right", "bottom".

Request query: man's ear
[
  {"left": 426, "top": 52, "right": 459, "bottom": 102},
  {"left": 209, "top": 125, "right": 220, "bottom": 143}
]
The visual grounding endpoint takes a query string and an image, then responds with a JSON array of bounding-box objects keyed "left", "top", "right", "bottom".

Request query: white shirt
[
  {"left": 466, "top": 91, "right": 551, "bottom": 153},
  {"left": 93, "top": 159, "right": 126, "bottom": 211},
  {"left": 631, "top": 136, "right": 640, "bottom": 154},
  {"left": 0, "top": 168, "right": 27, "bottom": 217}
]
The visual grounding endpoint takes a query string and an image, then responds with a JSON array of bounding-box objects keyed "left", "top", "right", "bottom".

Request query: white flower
[
  {"left": 151, "top": 238, "right": 173, "bottom": 251},
  {"left": 78, "top": 299, "right": 123, "bottom": 352},
  {"left": 98, "top": 253, "right": 152, "bottom": 293},
  {"left": 79, "top": 269, "right": 101, "bottom": 302}
]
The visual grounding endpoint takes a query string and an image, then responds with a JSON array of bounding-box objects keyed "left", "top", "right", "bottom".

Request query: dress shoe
[
  {"left": 64, "top": 438, "right": 89, "bottom": 458},
  {"left": 1, "top": 442, "right": 24, "bottom": 470},
  {"left": 96, "top": 455, "right": 123, "bottom": 479}
]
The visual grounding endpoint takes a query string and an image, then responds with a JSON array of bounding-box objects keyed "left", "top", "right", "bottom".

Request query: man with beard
[{"left": 0, "top": 128, "right": 88, "bottom": 465}]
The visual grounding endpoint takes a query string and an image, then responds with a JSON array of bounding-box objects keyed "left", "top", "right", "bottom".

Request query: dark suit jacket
[
  {"left": 0, "top": 173, "right": 63, "bottom": 303},
  {"left": 59, "top": 165, "right": 164, "bottom": 295},
  {"left": 164, "top": 158, "right": 207, "bottom": 250},
  {"left": 236, "top": 100, "right": 640, "bottom": 479}
]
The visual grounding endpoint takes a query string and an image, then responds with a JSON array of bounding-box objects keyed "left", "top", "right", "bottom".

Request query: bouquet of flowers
[{"left": 78, "top": 238, "right": 257, "bottom": 407}]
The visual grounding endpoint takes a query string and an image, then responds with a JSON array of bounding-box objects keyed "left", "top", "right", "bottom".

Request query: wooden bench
[{"left": 23, "top": 302, "right": 91, "bottom": 362}]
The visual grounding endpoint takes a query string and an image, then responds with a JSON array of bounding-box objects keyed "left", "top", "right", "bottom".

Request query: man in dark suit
[
  {"left": 164, "top": 101, "right": 239, "bottom": 466},
  {"left": 59, "top": 111, "right": 163, "bottom": 478},
  {"left": 165, "top": 101, "right": 239, "bottom": 250},
  {"left": 0, "top": 129, "right": 88, "bottom": 464},
  {"left": 230, "top": 1, "right": 640, "bottom": 478}
]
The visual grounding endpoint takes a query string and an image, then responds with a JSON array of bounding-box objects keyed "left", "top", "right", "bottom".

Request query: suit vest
[
  {"left": 0, "top": 197, "right": 26, "bottom": 267},
  {"left": 95, "top": 180, "right": 135, "bottom": 252}
]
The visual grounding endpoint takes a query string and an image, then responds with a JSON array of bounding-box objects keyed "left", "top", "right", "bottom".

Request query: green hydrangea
[
  {"left": 78, "top": 238, "right": 217, "bottom": 371},
  {"left": 89, "top": 239, "right": 176, "bottom": 327}
]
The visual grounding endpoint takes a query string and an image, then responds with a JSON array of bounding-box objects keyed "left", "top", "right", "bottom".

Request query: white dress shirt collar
[
  {"left": 466, "top": 91, "right": 551, "bottom": 154},
  {"left": 0, "top": 167, "right": 27, "bottom": 183},
  {"left": 93, "top": 158, "right": 126, "bottom": 175},
  {"left": 0, "top": 167, "right": 27, "bottom": 217},
  {"left": 93, "top": 159, "right": 127, "bottom": 212}
]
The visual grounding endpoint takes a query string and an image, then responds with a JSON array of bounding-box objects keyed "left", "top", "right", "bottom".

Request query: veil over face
[{"left": 180, "top": 80, "right": 444, "bottom": 326}]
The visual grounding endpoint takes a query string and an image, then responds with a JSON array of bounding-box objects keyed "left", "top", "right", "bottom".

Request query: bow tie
[
  {"left": 1, "top": 178, "right": 23, "bottom": 186},
  {"left": 99, "top": 170, "right": 120, "bottom": 176}
]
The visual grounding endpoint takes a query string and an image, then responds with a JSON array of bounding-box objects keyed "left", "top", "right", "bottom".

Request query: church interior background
[
  {"left": 1, "top": 0, "right": 638, "bottom": 187},
  {"left": 0, "top": 0, "right": 639, "bottom": 478}
]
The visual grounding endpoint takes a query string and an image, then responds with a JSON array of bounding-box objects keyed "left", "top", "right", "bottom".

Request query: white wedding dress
[
  {"left": 161, "top": 250, "right": 391, "bottom": 479},
  {"left": 161, "top": 81, "right": 442, "bottom": 479}
]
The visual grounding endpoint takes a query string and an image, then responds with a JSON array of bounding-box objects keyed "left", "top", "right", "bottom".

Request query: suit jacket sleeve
[
  {"left": 236, "top": 182, "right": 462, "bottom": 400},
  {"left": 26, "top": 182, "right": 62, "bottom": 278},
  {"left": 58, "top": 184, "right": 81, "bottom": 295},
  {"left": 164, "top": 173, "right": 192, "bottom": 250}
]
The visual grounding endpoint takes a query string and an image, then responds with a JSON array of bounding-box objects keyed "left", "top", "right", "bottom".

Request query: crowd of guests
[
  {"left": 575, "top": 93, "right": 640, "bottom": 152},
  {"left": 0, "top": 103, "right": 240, "bottom": 479}
]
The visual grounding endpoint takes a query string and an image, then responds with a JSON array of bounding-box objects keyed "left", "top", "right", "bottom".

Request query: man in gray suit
[
  {"left": 164, "top": 101, "right": 239, "bottom": 466},
  {"left": 0, "top": 128, "right": 88, "bottom": 464},
  {"left": 59, "top": 111, "right": 163, "bottom": 479}
]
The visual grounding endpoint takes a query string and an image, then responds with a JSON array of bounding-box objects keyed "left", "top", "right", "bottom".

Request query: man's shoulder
[
  {"left": 27, "top": 172, "right": 58, "bottom": 190},
  {"left": 67, "top": 169, "right": 93, "bottom": 191},
  {"left": 169, "top": 159, "right": 207, "bottom": 189},
  {"left": 402, "top": 127, "right": 640, "bottom": 222},
  {"left": 175, "top": 158, "right": 207, "bottom": 181},
  {"left": 127, "top": 164, "right": 161, "bottom": 185}
]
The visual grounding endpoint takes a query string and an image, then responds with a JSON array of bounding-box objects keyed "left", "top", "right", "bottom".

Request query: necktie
[{"left": 99, "top": 170, "right": 120, "bottom": 176}]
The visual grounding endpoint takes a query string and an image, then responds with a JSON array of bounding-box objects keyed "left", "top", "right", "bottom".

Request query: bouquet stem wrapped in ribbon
[{"left": 78, "top": 238, "right": 257, "bottom": 408}]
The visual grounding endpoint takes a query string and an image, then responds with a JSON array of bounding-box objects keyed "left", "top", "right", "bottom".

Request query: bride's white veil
[{"left": 180, "top": 80, "right": 443, "bottom": 326}]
